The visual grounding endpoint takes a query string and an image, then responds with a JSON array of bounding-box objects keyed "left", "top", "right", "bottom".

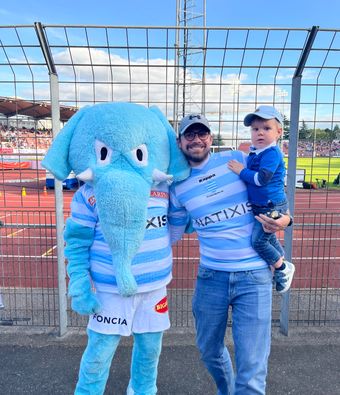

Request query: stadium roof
[{"left": 0, "top": 97, "right": 78, "bottom": 122}]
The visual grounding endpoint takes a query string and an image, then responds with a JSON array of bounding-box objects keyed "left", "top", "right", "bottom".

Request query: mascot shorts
[{"left": 87, "top": 286, "right": 170, "bottom": 336}]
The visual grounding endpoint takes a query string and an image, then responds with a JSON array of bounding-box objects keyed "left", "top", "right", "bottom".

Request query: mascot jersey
[{"left": 69, "top": 182, "right": 171, "bottom": 294}]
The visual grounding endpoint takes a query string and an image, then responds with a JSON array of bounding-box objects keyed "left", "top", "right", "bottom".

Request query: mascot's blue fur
[
  {"left": 42, "top": 102, "right": 189, "bottom": 298},
  {"left": 42, "top": 102, "right": 190, "bottom": 394}
]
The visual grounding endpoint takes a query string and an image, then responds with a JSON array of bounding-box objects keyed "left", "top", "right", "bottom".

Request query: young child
[{"left": 228, "top": 105, "right": 295, "bottom": 293}]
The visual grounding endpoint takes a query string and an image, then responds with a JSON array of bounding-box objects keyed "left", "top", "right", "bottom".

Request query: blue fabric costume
[{"left": 42, "top": 102, "right": 190, "bottom": 395}]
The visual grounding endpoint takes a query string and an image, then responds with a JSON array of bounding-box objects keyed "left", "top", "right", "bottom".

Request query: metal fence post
[
  {"left": 280, "top": 26, "right": 319, "bottom": 335},
  {"left": 35, "top": 22, "right": 68, "bottom": 336},
  {"left": 281, "top": 76, "right": 301, "bottom": 335}
]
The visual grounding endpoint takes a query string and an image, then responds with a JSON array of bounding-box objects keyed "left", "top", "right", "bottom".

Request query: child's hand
[{"left": 227, "top": 159, "right": 244, "bottom": 175}]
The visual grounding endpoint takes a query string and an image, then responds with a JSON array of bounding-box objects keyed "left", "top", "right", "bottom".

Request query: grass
[{"left": 284, "top": 157, "right": 340, "bottom": 189}]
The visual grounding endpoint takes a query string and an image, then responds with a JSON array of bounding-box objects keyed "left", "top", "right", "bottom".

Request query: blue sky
[{"left": 0, "top": 0, "right": 338, "bottom": 28}]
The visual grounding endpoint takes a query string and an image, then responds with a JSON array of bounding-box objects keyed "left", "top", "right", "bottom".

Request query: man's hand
[
  {"left": 227, "top": 159, "right": 244, "bottom": 175},
  {"left": 255, "top": 213, "right": 291, "bottom": 233}
]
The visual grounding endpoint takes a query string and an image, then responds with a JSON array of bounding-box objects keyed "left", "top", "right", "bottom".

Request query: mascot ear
[
  {"left": 149, "top": 106, "right": 190, "bottom": 182},
  {"left": 41, "top": 107, "right": 87, "bottom": 180}
]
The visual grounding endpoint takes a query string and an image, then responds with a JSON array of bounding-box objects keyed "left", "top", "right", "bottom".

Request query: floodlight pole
[
  {"left": 174, "top": 0, "right": 206, "bottom": 128},
  {"left": 35, "top": 22, "right": 68, "bottom": 337}
]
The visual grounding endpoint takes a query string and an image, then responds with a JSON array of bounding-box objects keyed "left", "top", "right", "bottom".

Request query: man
[{"left": 169, "top": 114, "right": 292, "bottom": 395}]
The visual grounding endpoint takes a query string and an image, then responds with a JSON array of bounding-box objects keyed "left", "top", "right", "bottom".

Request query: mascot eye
[
  {"left": 100, "top": 147, "right": 108, "bottom": 160},
  {"left": 131, "top": 144, "right": 148, "bottom": 167},
  {"left": 95, "top": 140, "right": 113, "bottom": 166}
]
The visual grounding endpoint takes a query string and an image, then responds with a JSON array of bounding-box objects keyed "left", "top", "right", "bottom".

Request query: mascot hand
[
  {"left": 68, "top": 275, "right": 102, "bottom": 315},
  {"left": 71, "top": 292, "right": 102, "bottom": 316}
]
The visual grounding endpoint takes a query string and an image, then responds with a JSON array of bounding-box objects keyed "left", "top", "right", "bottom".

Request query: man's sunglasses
[{"left": 182, "top": 130, "right": 210, "bottom": 141}]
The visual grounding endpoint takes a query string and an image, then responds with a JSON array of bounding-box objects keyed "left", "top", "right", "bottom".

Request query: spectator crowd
[
  {"left": 0, "top": 124, "right": 52, "bottom": 151},
  {"left": 282, "top": 140, "right": 340, "bottom": 157}
]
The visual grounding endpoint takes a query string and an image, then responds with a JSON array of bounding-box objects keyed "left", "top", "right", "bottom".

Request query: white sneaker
[{"left": 274, "top": 260, "right": 295, "bottom": 294}]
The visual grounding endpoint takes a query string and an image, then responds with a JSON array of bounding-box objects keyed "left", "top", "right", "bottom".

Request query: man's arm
[{"left": 168, "top": 187, "right": 190, "bottom": 244}]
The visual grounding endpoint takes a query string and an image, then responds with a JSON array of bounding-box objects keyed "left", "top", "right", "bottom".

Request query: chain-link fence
[{"left": 0, "top": 24, "right": 339, "bottom": 334}]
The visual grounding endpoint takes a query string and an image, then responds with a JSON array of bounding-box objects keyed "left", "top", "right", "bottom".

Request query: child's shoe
[{"left": 274, "top": 260, "right": 295, "bottom": 294}]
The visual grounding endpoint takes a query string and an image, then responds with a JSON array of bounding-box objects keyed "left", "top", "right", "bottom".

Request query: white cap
[{"left": 244, "top": 105, "right": 283, "bottom": 126}]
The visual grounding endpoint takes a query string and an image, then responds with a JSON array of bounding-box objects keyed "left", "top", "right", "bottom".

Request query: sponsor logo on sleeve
[{"left": 88, "top": 195, "right": 96, "bottom": 206}]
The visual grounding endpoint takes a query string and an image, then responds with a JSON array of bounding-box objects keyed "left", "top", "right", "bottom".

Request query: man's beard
[{"left": 183, "top": 150, "right": 210, "bottom": 164}]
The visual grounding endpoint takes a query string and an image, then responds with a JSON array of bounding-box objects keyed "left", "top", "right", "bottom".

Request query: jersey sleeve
[
  {"left": 69, "top": 186, "right": 97, "bottom": 229},
  {"left": 168, "top": 186, "right": 190, "bottom": 244},
  {"left": 239, "top": 149, "right": 281, "bottom": 186}
]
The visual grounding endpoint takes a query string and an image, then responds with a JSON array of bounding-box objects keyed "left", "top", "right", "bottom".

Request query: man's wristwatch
[
  {"left": 287, "top": 215, "right": 293, "bottom": 226},
  {"left": 267, "top": 211, "right": 293, "bottom": 226},
  {"left": 267, "top": 210, "right": 282, "bottom": 220}
]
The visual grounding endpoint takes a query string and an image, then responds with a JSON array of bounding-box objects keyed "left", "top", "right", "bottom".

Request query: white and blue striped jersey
[
  {"left": 69, "top": 183, "right": 172, "bottom": 293},
  {"left": 169, "top": 150, "right": 267, "bottom": 272}
]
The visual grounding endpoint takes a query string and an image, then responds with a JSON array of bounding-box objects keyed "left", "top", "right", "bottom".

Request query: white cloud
[{"left": 3, "top": 46, "right": 336, "bottom": 138}]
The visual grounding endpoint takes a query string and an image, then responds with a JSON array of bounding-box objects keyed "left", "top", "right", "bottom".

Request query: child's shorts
[{"left": 87, "top": 286, "right": 170, "bottom": 336}]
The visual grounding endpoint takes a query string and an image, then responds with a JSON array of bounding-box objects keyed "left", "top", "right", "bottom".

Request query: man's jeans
[
  {"left": 192, "top": 267, "right": 272, "bottom": 395},
  {"left": 252, "top": 201, "right": 287, "bottom": 266}
]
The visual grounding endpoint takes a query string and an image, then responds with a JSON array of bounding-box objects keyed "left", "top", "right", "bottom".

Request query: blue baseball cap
[
  {"left": 179, "top": 114, "right": 211, "bottom": 135},
  {"left": 244, "top": 105, "right": 283, "bottom": 126}
]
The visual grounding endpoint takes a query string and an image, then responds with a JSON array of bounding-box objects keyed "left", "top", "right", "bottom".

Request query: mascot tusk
[
  {"left": 77, "top": 168, "right": 94, "bottom": 182},
  {"left": 152, "top": 168, "right": 174, "bottom": 185}
]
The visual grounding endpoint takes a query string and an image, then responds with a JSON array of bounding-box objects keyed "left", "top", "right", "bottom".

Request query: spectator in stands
[
  {"left": 228, "top": 105, "right": 295, "bottom": 294},
  {"left": 0, "top": 126, "right": 52, "bottom": 151}
]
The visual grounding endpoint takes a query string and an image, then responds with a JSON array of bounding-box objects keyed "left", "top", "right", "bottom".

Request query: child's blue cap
[{"left": 244, "top": 105, "right": 283, "bottom": 126}]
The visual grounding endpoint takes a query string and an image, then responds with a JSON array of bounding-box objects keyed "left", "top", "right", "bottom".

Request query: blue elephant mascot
[{"left": 42, "top": 102, "right": 190, "bottom": 394}]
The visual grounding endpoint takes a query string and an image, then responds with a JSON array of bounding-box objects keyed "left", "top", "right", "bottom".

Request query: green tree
[
  {"left": 324, "top": 128, "right": 336, "bottom": 141},
  {"left": 314, "top": 128, "right": 329, "bottom": 140},
  {"left": 282, "top": 115, "right": 290, "bottom": 139},
  {"left": 299, "top": 120, "right": 312, "bottom": 140},
  {"left": 333, "top": 124, "right": 340, "bottom": 139}
]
